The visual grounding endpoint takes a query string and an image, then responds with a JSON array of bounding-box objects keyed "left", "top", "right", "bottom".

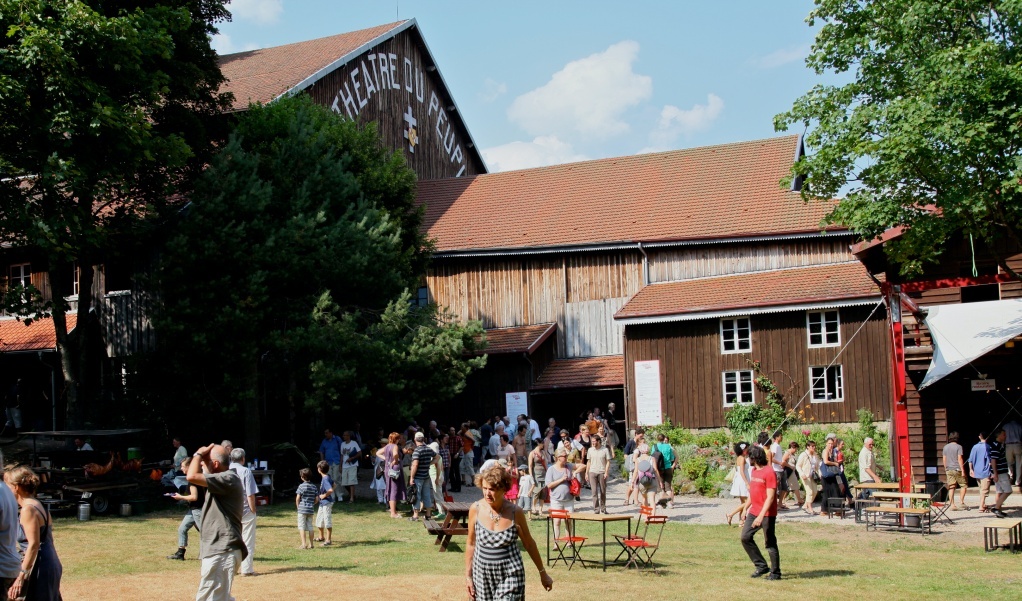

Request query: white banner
[
  {"left": 505, "top": 392, "right": 528, "bottom": 420},
  {"left": 634, "top": 360, "right": 663, "bottom": 426}
]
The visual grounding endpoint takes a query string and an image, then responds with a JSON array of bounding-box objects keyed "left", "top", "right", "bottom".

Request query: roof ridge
[
  {"left": 219, "top": 21, "right": 407, "bottom": 58},
  {"left": 418, "top": 134, "right": 800, "bottom": 183}
]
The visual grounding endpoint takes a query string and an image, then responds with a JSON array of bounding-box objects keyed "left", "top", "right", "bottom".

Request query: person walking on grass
[
  {"left": 781, "top": 441, "right": 804, "bottom": 508},
  {"left": 168, "top": 457, "right": 205, "bottom": 561},
  {"left": 585, "top": 434, "right": 612, "bottom": 514},
  {"left": 295, "top": 468, "right": 318, "bottom": 549},
  {"left": 314, "top": 461, "right": 335, "bottom": 546},
  {"left": 654, "top": 432, "right": 678, "bottom": 509},
  {"left": 409, "top": 432, "right": 439, "bottom": 521},
  {"left": 228, "top": 448, "right": 258, "bottom": 577},
  {"left": 339, "top": 431, "right": 360, "bottom": 504},
  {"left": 968, "top": 432, "right": 992, "bottom": 512},
  {"left": 741, "top": 446, "right": 780, "bottom": 581},
  {"left": 727, "top": 442, "right": 751, "bottom": 525},
  {"left": 187, "top": 443, "right": 247, "bottom": 601},
  {"left": 465, "top": 465, "right": 553, "bottom": 600},
  {"left": 943, "top": 431, "right": 968, "bottom": 510},
  {"left": 796, "top": 441, "right": 820, "bottom": 515}
]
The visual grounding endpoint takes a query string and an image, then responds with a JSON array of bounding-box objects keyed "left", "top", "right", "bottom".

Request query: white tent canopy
[{"left": 919, "top": 298, "right": 1022, "bottom": 390}]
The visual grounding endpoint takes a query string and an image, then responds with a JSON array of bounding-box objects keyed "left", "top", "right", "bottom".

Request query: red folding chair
[
  {"left": 548, "top": 509, "right": 587, "bottom": 570},
  {"left": 614, "top": 505, "right": 668, "bottom": 572}
]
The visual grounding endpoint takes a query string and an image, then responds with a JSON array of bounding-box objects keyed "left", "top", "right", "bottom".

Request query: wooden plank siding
[
  {"left": 1001, "top": 253, "right": 1022, "bottom": 299},
  {"left": 426, "top": 251, "right": 642, "bottom": 358},
  {"left": 304, "top": 28, "right": 484, "bottom": 180},
  {"left": 622, "top": 305, "right": 892, "bottom": 430},
  {"left": 647, "top": 238, "right": 855, "bottom": 283}
]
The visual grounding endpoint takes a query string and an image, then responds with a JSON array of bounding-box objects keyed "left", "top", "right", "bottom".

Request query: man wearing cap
[{"left": 409, "top": 432, "right": 440, "bottom": 521}]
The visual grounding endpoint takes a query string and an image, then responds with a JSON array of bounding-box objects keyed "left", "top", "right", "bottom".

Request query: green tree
[
  {"left": 776, "top": 1, "right": 1022, "bottom": 277},
  {"left": 155, "top": 95, "right": 484, "bottom": 447},
  {"left": 0, "top": 0, "right": 231, "bottom": 426}
]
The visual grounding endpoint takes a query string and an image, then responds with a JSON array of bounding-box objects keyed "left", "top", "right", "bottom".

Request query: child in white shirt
[{"left": 517, "top": 464, "right": 534, "bottom": 512}]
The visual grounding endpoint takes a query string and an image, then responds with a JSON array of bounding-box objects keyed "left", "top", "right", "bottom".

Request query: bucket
[
  {"left": 119, "top": 503, "right": 132, "bottom": 517},
  {"left": 77, "top": 504, "right": 91, "bottom": 521},
  {"left": 126, "top": 447, "right": 142, "bottom": 460}
]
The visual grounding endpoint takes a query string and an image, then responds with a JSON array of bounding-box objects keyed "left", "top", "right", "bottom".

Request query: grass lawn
[{"left": 58, "top": 500, "right": 1017, "bottom": 600}]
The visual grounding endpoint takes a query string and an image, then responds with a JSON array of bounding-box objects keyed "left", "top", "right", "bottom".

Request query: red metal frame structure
[{"left": 881, "top": 273, "right": 1015, "bottom": 491}]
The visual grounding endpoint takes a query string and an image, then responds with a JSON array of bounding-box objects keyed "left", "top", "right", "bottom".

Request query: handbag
[
  {"left": 406, "top": 481, "right": 418, "bottom": 505},
  {"left": 387, "top": 465, "right": 401, "bottom": 480},
  {"left": 819, "top": 462, "right": 838, "bottom": 479},
  {"left": 812, "top": 471, "right": 822, "bottom": 484},
  {"left": 723, "top": 466, "right": 736, "bottom": 484},
  {"left": 568, "top": 477, "right": 581, "bottom": 497}
]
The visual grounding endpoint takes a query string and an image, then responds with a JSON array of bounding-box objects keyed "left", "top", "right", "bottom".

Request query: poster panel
[
  {"left": 505, "top": 392, "right": 528, "bottom": 420},
  {"left": 634, "top": 360, "right": 663, "bottom": 426}
]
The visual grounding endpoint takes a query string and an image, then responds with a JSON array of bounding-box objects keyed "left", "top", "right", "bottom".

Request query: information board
[
  {"left": 506, "top": 392, "right": 528, "bottom": 420},
  {"left": 634, "top": 360, "right": 663, "bottom": 426}
]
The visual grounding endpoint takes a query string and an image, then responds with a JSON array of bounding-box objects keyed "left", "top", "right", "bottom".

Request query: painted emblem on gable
[{"left": 403, "top": 105, "right": 418, "bottom": 153}]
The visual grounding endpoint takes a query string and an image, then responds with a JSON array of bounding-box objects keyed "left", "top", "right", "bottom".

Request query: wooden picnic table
[{"left": 429, "top": 500, "right": 471, "bottom": 552}]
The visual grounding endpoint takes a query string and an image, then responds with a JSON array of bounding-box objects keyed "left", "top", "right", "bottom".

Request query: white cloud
[
  {"left": 227, "top": 0, "right": 283, "bottom": 24},
  {"left": 210, "top": 33, "right": 259, "bottom": 55},
  {"left": 644, "top": 94, "right": 724, "bottom": 152},
  {"left": 751, "top": 45, "right": 809, "bottom": 69},
  {"left": 482, "top": 136, "right": 589, "bottom": 172},
  {"left": 507, "top": 41, "right": 652, "bottom": 140},
  {"left": 479, "top": 78, "right": 508, "bottom": 103}
]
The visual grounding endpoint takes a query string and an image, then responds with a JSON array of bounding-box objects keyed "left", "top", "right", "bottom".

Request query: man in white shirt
[
  {"left": 858, "top": 437, "right": 879, "bottom": 483},
  {"left": 228, "top": 448, "right": 259, "bottom": 577},
  {"left": 488, "top": 422, "right": 505, "bottom": 459}
]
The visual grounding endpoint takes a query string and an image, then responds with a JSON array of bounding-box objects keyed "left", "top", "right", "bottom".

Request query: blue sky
[{"left": 213, "top": 1, "right": 827, "bottom": 172}]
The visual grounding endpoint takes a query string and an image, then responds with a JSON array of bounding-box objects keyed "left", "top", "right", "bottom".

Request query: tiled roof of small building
[
  {"left": 477, "top": 324, "right": 556, "bottom": 355},
  {"left": 615, "top": 262, "right": 881, "bottom": 322},
  {"left": 0, "top": 314, "right": 77, "bottom": 352},
  {"left": 218, "top": 21, "right": 407, "bottom": 111},
  {"left": 531, "top": 355, "right": 624, "bottom": 390},
  {"left": 419, "top": 136, "right": 837, "bottom": 253}
]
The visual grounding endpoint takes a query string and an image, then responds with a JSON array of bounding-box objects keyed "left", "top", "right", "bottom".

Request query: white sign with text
[
  {"left": 634, "top": 360, "right": 663, "bottom": 426},
  {"left": 506, "top": 392, "right": 528, "bottom": 420}
]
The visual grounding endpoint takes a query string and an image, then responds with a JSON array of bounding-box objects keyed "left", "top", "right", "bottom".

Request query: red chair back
[{"left": 549, "top": 509, "right": 570, "bottom": 520}]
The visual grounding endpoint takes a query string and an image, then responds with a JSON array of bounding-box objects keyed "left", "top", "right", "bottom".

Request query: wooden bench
[
  {"left": 982, "top": 519, "right": 1022, "bottom": 553},
  {"left": 863, "top": 506, "right": 931, "bottom": 535},
  {"left": 424, "top": 517, "right": 468, "bottom": 551}
]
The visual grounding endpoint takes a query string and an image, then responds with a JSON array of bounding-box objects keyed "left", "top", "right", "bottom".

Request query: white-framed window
[
  {"left": 720, "top": 317, "right": 751, "bottom": 354},
  {"left": 810, "top": 365, "right": 844, "bottom": 403},
  {"left": 722, "top": 370, "right": 755, "bottom": 406},
  {"left": 807, "top": 310, "right": 840, "bottom": 347},
  {"left": 9, "top": 263, "right": 30, "bottom": 289},
  {"left": 71, "top": 262, "right": 80, "bottom": 297}
]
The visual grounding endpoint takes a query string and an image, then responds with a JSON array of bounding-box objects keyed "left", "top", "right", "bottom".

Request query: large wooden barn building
[{"left": 420, "top": 135, "right": 893, "bottom": 430}]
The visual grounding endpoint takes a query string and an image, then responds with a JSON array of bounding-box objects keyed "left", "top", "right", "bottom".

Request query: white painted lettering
[
  {"left": 404, "top": 58, "right": 414, "bottom": 93},
  {"left": 414, "top": 67, "right": 425, "bottom": 103},
  {"left": 451, "top": 145, "right": 463, "bottom": 164},
  {"left": 456, "top": 164, "right": 467, "bottom": 177},
  {"left": 333, "top": 82, "right": 357, "bottom": 119},
  {"left": 368, "top": 54, "right": 381, "bottom": 93},
  {"left": 388, "top": 53, "right": 400, "bottom": 89},
  {"left": 361, "top": 60, "right": 377, "bottom": 99},
  {"left": 428, "top": 91, "right": 439, "bottom": 117},
  {"left": 443, "top": 122, "right": 455, "bottom": 154},
  {"left": 435, "top": 109, "right": 447, "bottom": 144},
  {"left": 378, "top": 54, "right": 391, "bottom": 90},
  {"left": 351, "top": 68, "right": 367, "bottom": 109}
]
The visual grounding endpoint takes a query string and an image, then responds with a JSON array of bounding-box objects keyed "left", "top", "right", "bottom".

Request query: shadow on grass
[
  {"left": 257, "top": 565, "right": 354, "bottom": 575},
  {"left": 792, "top": 569, "right": 855, "bottom": 579}
]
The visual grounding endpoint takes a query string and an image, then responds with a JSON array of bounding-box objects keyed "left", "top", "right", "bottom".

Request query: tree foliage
[
  {"left": 0, "top": 0, "right": 231, "bottom": 425},
  {"left": 776, "top": 0, "right": 1022, "bottom": 276},
  {"left": 154, "top": 95, "right": 484, "bottom": 443}
]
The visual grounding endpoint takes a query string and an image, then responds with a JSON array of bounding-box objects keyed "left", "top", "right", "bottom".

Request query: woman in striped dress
[{"left": 466, "top": 465, "right": 553, "bottom": 600}]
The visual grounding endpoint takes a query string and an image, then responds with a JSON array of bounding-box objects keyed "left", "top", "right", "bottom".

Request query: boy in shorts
[
  {"left": 295, "top": 468, "right": 318, "bottom": 549},
  {"left": 315, "top": 460, "right": 336, "bottom": 545}
]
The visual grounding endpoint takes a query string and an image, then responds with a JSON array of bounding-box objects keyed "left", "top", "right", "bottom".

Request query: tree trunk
[
  {"left": 76, "top": 258, "right": 96, "bottom": 425},
  {"left": 48, "top": 264, "right": 81, "bottom": 429}
]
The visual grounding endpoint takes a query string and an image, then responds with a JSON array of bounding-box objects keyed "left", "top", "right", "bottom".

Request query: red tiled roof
[
  {"left": 419, "top": 136, "right": 838, "bottom": 253},
  {"left": 531, "top": 356, "right": 624, "bottom": 391},
  {"left": 218, "top": 22, "right": 407, "bottom": 111},
  {"left": 0, "top": 314, "right": 77, "bottom": 353},
  {"left": 615, "top": 262, "right": 881, "bottom": 322},
  {"left": 478, "top": 324, "right": 556, "bottom": 355}
]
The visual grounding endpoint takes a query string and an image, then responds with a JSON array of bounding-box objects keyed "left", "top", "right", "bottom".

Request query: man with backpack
[{"left": 653, "top": 433, "right": 678, "bottom": 509}]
